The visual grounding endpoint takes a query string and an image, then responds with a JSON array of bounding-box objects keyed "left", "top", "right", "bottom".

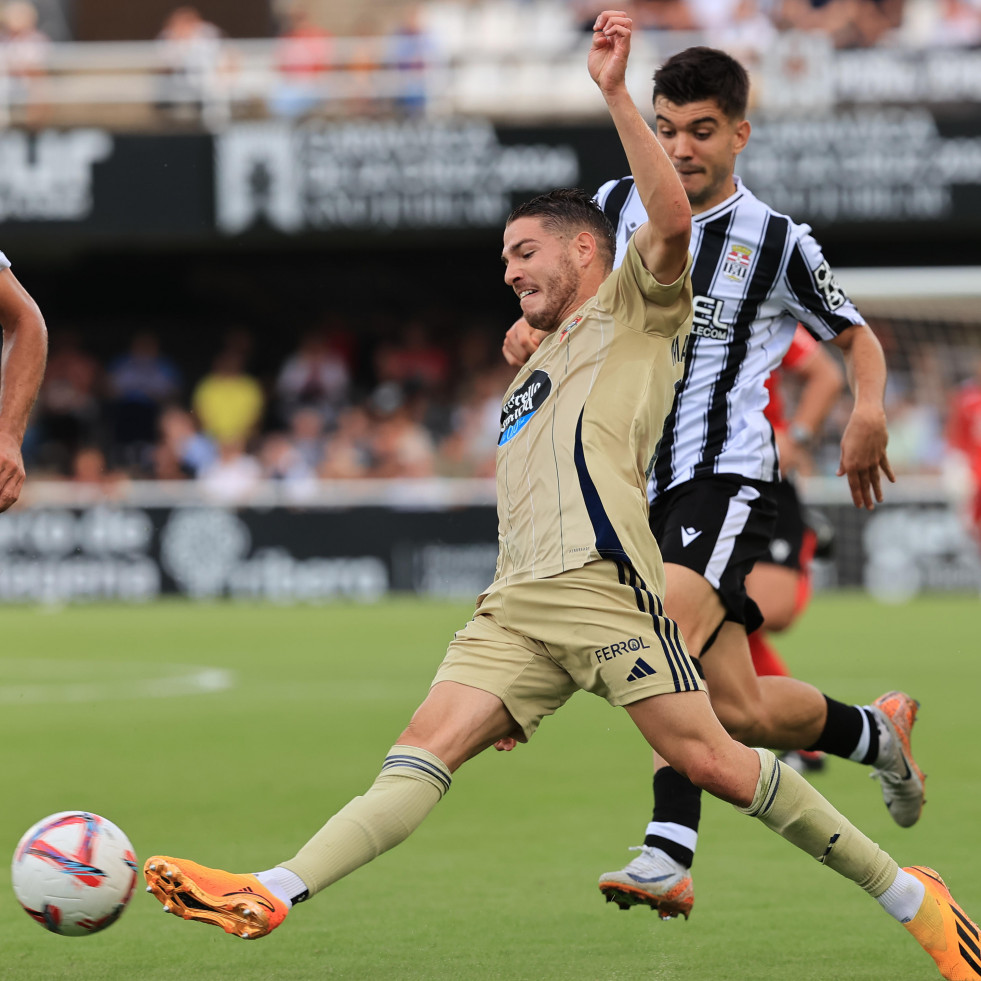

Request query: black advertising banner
[
  {"left": 0, "top": 504, "right": 500, "bottom": 603},
  {"left": 0, "top": 499, "right": 978, "bottom": 604},
  {"left": 2, "top": 113, "right": 981, "bottom": 263}
]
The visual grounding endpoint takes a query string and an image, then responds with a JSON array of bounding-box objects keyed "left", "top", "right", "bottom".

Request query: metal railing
[{"left": 1, "top": 26, "right": 980, "bottom": 131}]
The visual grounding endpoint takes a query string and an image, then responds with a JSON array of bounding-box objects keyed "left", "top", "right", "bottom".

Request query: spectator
[
  {"left": 0, "top": 0, "right": 50, "bottom": 126},
  {"left": 438, "top": 365, "right": 510, "bottom": 477},
  {"left": 36, "top": 328, "right": 103, "bottom": 474},
  {"left": 269, "top": 2, "right": 333, "bottom": 119},
  {"left": 106, "top": 331, "right": 182, "bottom": 468},
  {"left": 197, "top": 437, "right": 262, "bottom": 503},
  {"left": 367, "top": 383, "right": 436, "bottom": 478},
  {"left": 156, "top": 5, "right": 225, "bottom": 121},
  {"left": 630, "top": 0, "right": 700, "bottom": 30},
  {"left": 156, "top": 404, "right": 217, "bottom": 478},
  {"left": 689, "top": 0, "right": 777, "bottom": 57},
  {"left": 274, "top": 328, "right": 350, "bottom": 428},
  {"left": 373, "top": 321, "right": 449, "bottom": 392},
  {"left": 70, "top": 445, "right": 129, "bottom": 498},
  {"left": 775, "top": 0, "right": 904, "bottom": 48},
  {"left": 385, "top": 4, "right": 433, "bottom": 117},
  {"left": 259, "top": 431, "right": 318, "bottom": 503},
  {"left": 319, "top": 405, "right": 373, "bottom": 479},
  {"left": 192, "top": 346, "right": 265, "bottom": 446},
  {"left": 288, "top": 406, "right": 328, "bottom": 471}
]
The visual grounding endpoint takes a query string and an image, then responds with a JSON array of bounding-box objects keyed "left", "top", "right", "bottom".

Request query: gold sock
[
  {"left": 737, "top": 747, "right": 897, "bottom": 898},
  {"left": 281, "top": 744, "right": 451, "bottom": 896}
]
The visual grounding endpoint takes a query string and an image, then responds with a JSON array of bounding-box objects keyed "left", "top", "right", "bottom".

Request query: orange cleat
[
  {"left": 144, "top": 856, "right": 289, "bottom": 939},
  {"left": 904, "top": 866, "right": 981, "bottom": 980},
  {"left": 871, "top": 691, "right": 926, "bottom": 828}
]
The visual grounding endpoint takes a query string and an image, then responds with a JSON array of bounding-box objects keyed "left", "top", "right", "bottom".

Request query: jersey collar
[{"left": 692, "top": 175, "right": 747, "bottom": 224}]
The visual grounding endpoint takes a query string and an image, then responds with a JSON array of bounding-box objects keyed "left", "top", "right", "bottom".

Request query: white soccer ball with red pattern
[{"left": 11, "top": 811, "right": 138, "bottom": 936}]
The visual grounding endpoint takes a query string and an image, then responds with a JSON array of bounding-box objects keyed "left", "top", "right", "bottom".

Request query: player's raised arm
[{"left": 588, "top": 10, "right": 690, "bottom": 284}]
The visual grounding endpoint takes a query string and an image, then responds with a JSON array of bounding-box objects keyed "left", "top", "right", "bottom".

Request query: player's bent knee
[{"left": 679, "top": 754, "right": 742, "bottom": 802}]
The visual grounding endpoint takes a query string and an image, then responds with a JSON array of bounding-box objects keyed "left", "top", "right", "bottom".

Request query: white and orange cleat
[
  {"left": 144, "top": 856, "right": 289, "bottom": 939},
  {"left": 598, "top": 846, "right": 694, "bottom": 919},
  {"left": 904, "top": 866, "right": 981, "bottom": 980},
  {"left": 871, "top": 691, "right": 926, "bottom": 828}
]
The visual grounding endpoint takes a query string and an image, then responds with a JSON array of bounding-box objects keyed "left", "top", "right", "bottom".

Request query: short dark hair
[
  {"left": 507, "top": 188, "right": 616, "bottom": 271},
  {"left": 653, "top": 46, "right": 750, "bottom": 121}
]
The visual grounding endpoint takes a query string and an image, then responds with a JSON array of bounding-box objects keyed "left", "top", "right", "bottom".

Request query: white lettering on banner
[
  {"left": 739, "top": 109, "right": 981, "bottom": 222},
  {"left": 0, "top": 506, "right": 389, "bottom": 604},
  {"left": 0, "top": 558, "right": 160, "bottom": 603},
  {"left": 159, "top": 508, "right": 389, "bottom": 601},
  {"left": 862, "top": 506, "right": 981, "bottom": 602},
  {"left": 0, "top": 507, "right": 153, "bottom": 557},
  {"left": 0, "top": 129, "right": 112, "bottom": 221},
  {"left": 215, "top": 119, "right": 579, "bottom": 234},
  {"left": 761, "top": 45, "right": 981, "bottom": 110}
]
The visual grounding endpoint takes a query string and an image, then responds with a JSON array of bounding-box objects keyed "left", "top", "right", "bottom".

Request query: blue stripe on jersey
[
  {"left": 696, "top": 213, "right": 790, "bottom": 481},
  {"left": 573, "top": 408, "right": 630, "bottom": 565}
]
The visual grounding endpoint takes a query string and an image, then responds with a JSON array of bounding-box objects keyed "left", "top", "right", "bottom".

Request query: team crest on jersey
[
  {"left": 499, "top": 369, "right": 552, "bottom": 445},
  {"left": 559, "top": 316, "right": 582, "bottom": 342},
  {"left": 722, "top": 245, "right": 753, "bottom": 282}
]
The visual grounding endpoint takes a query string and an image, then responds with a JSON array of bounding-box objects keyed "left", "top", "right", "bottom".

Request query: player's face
[
  {"left": 502, "top": 217, "right": 581, "bottom": 333},
  {"left": 653, "top": 96, "right": 749, "bottom": 214}
]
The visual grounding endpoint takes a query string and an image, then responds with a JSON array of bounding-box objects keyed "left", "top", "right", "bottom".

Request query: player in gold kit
[{"left": 143, "top": 14, "right": 978, "bottom": 979}]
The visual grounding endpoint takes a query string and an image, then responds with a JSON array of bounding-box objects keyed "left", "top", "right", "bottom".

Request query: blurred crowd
[
  {"left": 28, "top": 315, "right": 516, "bottom": 497},
  {"left": 1, "top": 0, "right": 979, "bottom": 127},
  {"left": 27, "top": 306, "right": 981, "bottom": 496}
]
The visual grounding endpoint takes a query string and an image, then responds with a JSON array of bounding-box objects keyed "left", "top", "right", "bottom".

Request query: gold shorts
[{"left": 432, "top": 560, "right": 704, "bottom": 741}]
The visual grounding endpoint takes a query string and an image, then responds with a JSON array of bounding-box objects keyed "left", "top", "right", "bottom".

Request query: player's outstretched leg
[
  {"left": 739, "top": 747, "right": 977, "bottom": 980},
  {"left": 143, "top": 857, "right": 290, "bottom": 939},
  {"left": 871, "top": 691, "right": 926, "bottom": 828},
  {"left": 904, "top": 867, "right": 981, "bottom": 981},
  {"left": 143, "top": 744, "right": 452, "bottom": 939}
]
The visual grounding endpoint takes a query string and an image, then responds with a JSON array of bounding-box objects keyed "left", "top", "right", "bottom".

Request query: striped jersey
[
  {"left": 594, "top": 175, "right": 865, "bottom": 498},
  {"left": 492, "top": 238, "right": 692, "bottom": 596}
]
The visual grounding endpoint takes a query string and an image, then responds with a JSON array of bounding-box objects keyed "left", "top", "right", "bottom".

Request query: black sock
[
  {"left": 643, "top": 766, "right": 702, "bottom": 867},
  {"left": 807, "top": 695, "right": 879, "bottom": 764}
]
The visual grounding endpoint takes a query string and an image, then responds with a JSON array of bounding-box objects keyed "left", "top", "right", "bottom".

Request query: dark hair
[
  {"left": 507, "top": 188, "right": 616, "bottom": 271},
  {"left": 653, "top": 46, "right": 749, "bottom": 121}
]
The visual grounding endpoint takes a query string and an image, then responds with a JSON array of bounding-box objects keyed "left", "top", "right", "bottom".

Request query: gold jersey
[{"left": 492, "top": 238, "right": 693, "bottom": 597}]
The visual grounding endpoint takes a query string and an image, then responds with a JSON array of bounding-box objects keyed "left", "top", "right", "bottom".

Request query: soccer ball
[{"left": 11, "top": 811, "right": 138, "bottom": 936}]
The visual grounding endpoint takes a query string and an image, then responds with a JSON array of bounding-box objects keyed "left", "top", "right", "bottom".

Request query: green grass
[{"left": 1, "top": 593, "right": 979, "bottom": 980}]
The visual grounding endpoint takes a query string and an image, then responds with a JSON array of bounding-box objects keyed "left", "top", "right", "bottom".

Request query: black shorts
[
  {"left": 649, "top": 475, "right": 777, "bottom": 633},
  {"left": 766, "top": 478, "right": 808, "bottom": 572}
]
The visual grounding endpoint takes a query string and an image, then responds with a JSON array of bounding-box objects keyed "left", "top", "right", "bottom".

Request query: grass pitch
[{"left": 1, "top": 593, "right": 979, "bottom": 980}]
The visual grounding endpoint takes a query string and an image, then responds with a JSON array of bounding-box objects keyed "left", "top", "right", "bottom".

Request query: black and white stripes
[{"left": 593, "top": 175, "right": 865, "bottom": 498}]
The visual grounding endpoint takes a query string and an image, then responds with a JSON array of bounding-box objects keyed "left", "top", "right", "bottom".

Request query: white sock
[
  {"left": 869, "top": 708, "right": 894, "bottom": 767},
  {"left": 848, "top": 708, "right": 871, "bottom": 762},
  {"left": 876, "top": 868, "right": 926, "bottom": 923},
  {"left": 255, "top": 866, "right": 309, "bottom": 908}
]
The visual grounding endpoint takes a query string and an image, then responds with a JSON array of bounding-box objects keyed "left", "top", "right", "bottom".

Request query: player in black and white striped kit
[{"left": 503, "top": 46, "right": 919, "bottom": 922}]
